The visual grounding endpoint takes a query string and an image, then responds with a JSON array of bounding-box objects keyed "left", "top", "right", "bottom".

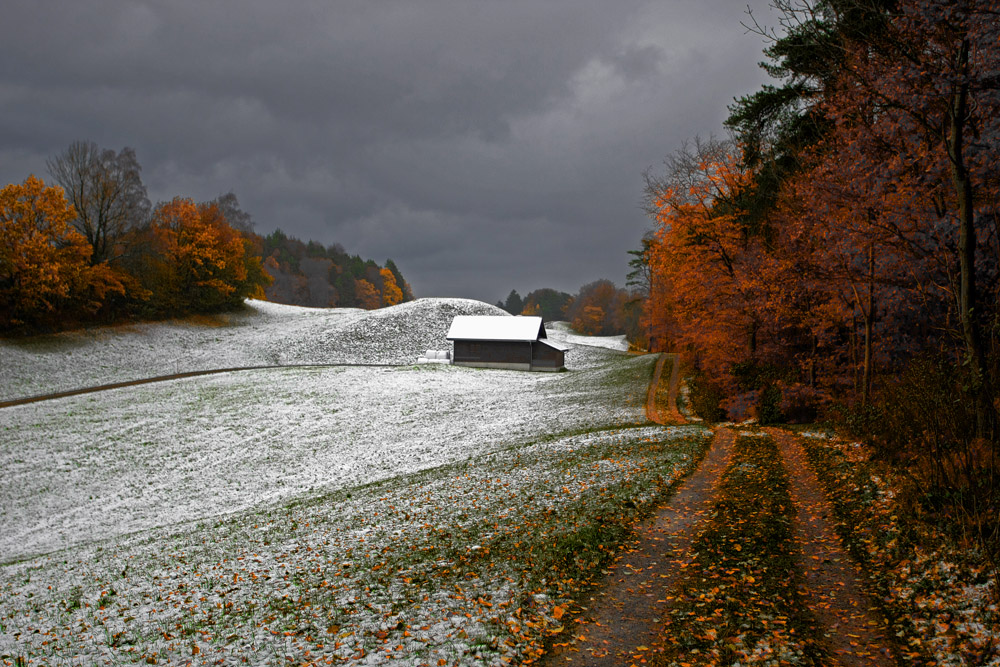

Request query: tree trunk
[
  {"left": 862, "top": 308, "right": 873, "bottom": 405},
  {"left": 947, "top": 36, "right": 986, "bottom": 435},
  {"left": 862, "top": 244, "right": 876, "bottom": 406},
  {"left": 808, "top": 333, "right": 818, "bottom": 388},
  {"left": 851, "top": 306, "right": 859, "bottom": 395}
]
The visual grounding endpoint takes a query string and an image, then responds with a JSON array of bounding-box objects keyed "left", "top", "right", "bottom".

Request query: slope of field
[
  {"left": 0, "top": 357, "right": 649, "bottom": 562},
  {"left": 0, "top": 298, "right": 508, "bottom": 401},
  {"left": 546, "top": 321, "right": 629, "bottom": 352},
  {"left": 1, "top": 299, "right": 678, "bottom": 665}
]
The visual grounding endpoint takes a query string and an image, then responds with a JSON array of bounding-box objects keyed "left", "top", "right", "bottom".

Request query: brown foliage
[
  {"left": 566, "top": 279, "right": 627, "bottom": 336},
  {"left": 0, "top": 176, "right": 127, "bottom": 330},
  {"left": 355, "top": 278, "right": 380, "bottom": 310},
  {"left": 145, "top": 198, "right": 269, "bottom": 314}
]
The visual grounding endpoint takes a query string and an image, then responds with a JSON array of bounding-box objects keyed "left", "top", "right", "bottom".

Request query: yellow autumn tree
[
  {"left": 147, "top": 198, "right": 268, "bottom": 314},
  {"left": 380, "top": 267, "right": 403, "bottom": 306},
  {"left": 0, "top": 175, "right": 121, "bottom": 329}
]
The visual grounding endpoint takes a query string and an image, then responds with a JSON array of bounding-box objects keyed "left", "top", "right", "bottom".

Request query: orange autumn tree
[
  {"left": 379, "top": 267, "right": 403, "bottom": 306},
  {"left": 565, "top": 279, "right": 628, "bottom": 336},
  {"left": 354, "top": 278, "right": 380, "bottom": 310},
  {"left": 643, "top": 137, "right": 763, "bottom": 385},
  {"left": 146, "top": 198, "right": 269, "bottom": 314},
  {"left": 575, "top": 305, "right": 606, "bottom": 335},
  {"left": 0, "top": 176, "right": 126, "bottom": 330}
]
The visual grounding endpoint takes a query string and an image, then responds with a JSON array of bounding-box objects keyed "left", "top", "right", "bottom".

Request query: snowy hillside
[
  {"left": 0, "top": 355, "right": 652, "bottom": 561},
  {"left": 546, "top": 320, "right": 629, "bottom": 352},
  {"left": 0, "top": 298, "right": 642, "bottom": 561},
  {"left": 0, "top": 296, "right": 672, "bottom": 665},
  {"left": 0, "top": 298, "right": 508, "bottom": 401}
]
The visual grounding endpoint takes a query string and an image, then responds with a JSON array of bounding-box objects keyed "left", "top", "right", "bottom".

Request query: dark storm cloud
[{"left": 0, "top": 0, "right": 774, "bottom": 300}]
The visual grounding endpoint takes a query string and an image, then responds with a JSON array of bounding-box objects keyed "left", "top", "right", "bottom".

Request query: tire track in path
[
  {"left": 646, "top": 353, "right": 683, "bottom": 425},
  {"left": 767, "top": 428, "right": 897, "bottom": 666},
  {"left": 540, "top": 427, "right": 735, "bottom": 666}
]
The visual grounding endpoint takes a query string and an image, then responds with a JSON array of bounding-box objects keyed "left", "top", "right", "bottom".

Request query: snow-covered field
[
  {"left": 1, "top": 359, "right": 648, "bottom": 562},
  {"left": 0, "top": 298, "right": 702, "bottom": 665},
  {"left": 546, "top": 321, "right": 629, "bottom": 353},
  {"left": 0, "top": 298, "right": 512, "bottom": 401}
]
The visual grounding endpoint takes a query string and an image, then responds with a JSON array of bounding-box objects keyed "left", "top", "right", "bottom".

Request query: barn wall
[
  {"left": 453, "top": 340, "right": 532, "bottom": 364},
  {"left": 452, "top": 361, "right": 533, "bottom": 371},
  {"left": 531, "top": 343, "right": 564, "bottom": 369},
  {"left": 451, "top": 338, "right": 565, "bottom": 372}
]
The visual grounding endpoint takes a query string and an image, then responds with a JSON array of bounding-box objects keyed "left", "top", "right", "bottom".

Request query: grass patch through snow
[{"left": 0, "top": 355, "right": 654, "bottom": 562}]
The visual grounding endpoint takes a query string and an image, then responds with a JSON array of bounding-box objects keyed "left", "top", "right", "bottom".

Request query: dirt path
[
  {"left": 767, "top": 428, "right": 897, "bottom": 666},
  {"left": 645, "top": 353, "right": 683, "bottom": 425},
  {"left": 540, "top": 420, "right": 898, "bottom": 666},
  {"left": 540, "top": 427, "right": 735, "bottom": 665}
]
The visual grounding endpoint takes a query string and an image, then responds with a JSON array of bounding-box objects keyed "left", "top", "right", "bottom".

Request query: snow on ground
[
  {"left": 0, "top": 298, "right": 507, "bottom": 401},
  {"left": 0, "top": 298, "right": 673, "bottom": 665},
  {"left": 0, "top": 355, "right": 651, "bottom": 562},
  {"left": 802, "top": 436, "right": 1000, "bottom": 667},
  {"left": 0, "top": 423, "right": 706, "bottom": 666},
  {"left": 546, "top": 321, "right": 629, "bottom": 352}
]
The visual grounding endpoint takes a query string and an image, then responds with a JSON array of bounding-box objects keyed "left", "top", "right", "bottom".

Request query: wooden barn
[{"left": 446, "top": 315, "right": 568, "bottom": 372}]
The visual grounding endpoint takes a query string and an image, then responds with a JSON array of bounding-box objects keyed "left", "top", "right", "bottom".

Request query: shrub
[
  {"left": 833, "top": 354, "right": 998, "bottom": 589},
  {"left": 687, "top": 372, "right": 728, "bottom": 422},
  {"left": 778, "top": 382, "right": 826, "bottom": 424},
  {"left": 723, "top": 390, "right": 756, "bottom": 421},
  {"left": 754, "top": 383, "right": 784, "bottom": 425}
]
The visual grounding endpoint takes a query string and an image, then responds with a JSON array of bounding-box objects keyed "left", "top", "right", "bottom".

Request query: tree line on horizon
[
  {"left": 494, "top": 279, "right": 641, "bottom": 339},
  {"left": 258, "top": 229, "right": 412, "bottom": 309},
  {"left": 0, "top": 142, "right": 413, "bottom": 333},
  {"left": 628, "top": 0, "right": 997, "bottom": 571}
]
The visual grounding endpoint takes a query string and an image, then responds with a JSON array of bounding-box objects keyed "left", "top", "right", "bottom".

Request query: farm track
[
  {"left": 540, "top": 428, "right": 736, "bottom": 665},
  {"left": 541, "top": 355, "right": 896, "bottom": 666},
  {"left": 645, "top": 353, "right": 683, "bottom": 425},
  {"left": 766, "top": 428, "right": 897, "bottom": 666},
  {"left": 0, "top": 362, "right": 403, "bottom": 408},
  {"left": 541, "top": 427, "right": 898, "bottom": 666}
]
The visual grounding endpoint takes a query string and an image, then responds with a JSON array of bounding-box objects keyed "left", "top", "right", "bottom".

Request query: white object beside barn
[{"left": 417, "top": 349, "right": 452, "bottom": 364}]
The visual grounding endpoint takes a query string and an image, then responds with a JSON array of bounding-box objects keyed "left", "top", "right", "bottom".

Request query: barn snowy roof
[
  {"left": 537, "top": 338, "right": 571, "bottom": 352},
  {"left": 446, "top": 315, "right": 546, "bottom": 342}
]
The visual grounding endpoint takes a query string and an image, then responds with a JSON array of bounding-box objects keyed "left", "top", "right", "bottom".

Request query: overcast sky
[{"left": 0, "top": 1, "right": 776, "bottom": 302}]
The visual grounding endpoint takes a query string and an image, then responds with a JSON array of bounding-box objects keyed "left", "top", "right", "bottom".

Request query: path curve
[
  {"left": 767, "top": 428, "right": 897, "bottom": 666},
  {"left": 645, "top": 353, "right": 683, "bottom": 425},
  {"left": 541, "top": 427, "right": 734, "bottom": 665}
]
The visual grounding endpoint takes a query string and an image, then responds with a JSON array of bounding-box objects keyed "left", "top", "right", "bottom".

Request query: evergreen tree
[{"left": 503, "top": 289, "right": 523, "bottom": 315}]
